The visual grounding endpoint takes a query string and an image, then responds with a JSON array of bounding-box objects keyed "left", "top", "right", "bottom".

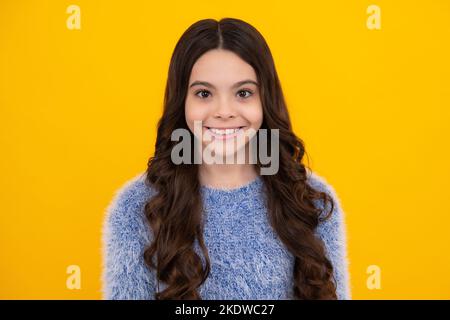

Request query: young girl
[{"left": 102, "top": 17, "right": 351, "bottom": 300}]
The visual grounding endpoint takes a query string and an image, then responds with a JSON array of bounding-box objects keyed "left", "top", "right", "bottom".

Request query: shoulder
[
  {"left": 102, "top": 172, "right": 157, "bottom": 244},
  {"left": 306, "top": 170, "right": 348, "bottom": 245},
  {"left": 306, "top": 170, "right": 339, "bottom": 204},
  {"left": 306, "top": 170, "right": 343, "bottom": 221}
]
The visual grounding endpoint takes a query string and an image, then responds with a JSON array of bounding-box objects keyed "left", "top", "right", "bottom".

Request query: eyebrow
[{"left": 189, "top": 79, "right": 259, "bottom": 89}]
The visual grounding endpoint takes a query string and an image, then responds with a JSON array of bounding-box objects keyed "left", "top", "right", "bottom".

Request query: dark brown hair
[{"left": 143, "top": 17, "right": 337, "bottom": 299}]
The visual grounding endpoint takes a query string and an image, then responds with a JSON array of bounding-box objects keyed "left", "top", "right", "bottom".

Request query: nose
[{"left": 213, "top": 97, "right": 237, "bottom": 119}]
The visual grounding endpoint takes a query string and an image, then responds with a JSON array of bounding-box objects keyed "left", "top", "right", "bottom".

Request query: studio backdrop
[{"left": 1, "top": 0, "right": 449, "bottom": 299}]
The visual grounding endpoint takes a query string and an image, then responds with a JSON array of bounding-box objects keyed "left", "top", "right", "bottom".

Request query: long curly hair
[{"left": 143, "top": 17, "right": 337, "bottom": 299}]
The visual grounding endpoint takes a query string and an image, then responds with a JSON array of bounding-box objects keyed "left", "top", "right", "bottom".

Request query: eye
[
  {"left": 195, "top": 89, "right": 211, "bottom": 99},
  {"left": 237, "top": 89, "right": 253, "bottom": 99}
]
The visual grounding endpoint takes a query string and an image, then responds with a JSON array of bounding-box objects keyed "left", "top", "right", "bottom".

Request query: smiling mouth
[{"left": 203, "top": 126, "right": 245, "bottom": 139}]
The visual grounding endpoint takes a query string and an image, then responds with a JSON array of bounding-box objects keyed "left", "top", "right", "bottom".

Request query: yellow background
[{"left": 1, "top": 0, "right": 449, "bottom": 299}]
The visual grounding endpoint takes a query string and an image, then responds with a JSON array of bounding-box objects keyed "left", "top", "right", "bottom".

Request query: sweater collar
[{"left": 200, "top": 174, "right": 263, "bottom": 196}]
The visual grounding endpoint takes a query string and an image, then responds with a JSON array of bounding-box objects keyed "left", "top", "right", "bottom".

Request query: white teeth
[{"left": 208, "top": 127, "right": 241, "bottom": 135}]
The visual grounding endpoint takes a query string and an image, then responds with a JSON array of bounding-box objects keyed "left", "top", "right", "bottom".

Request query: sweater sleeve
[
  {"left": 309, "top": 172, "right": 352, "bottom": 300},
  {"left": 101, "top": 174, "right": 157, "bottom": 300}
]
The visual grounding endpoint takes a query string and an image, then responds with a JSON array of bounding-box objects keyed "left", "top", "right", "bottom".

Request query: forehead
[{"left": 189, "top": 49, "right": 257, "bottom": 86}]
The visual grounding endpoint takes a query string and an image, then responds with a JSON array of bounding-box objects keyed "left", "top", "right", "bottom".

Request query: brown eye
[
  {"left": 237, "top": 89, "right": 253, "bottom": 99},
  {"left": 195, "top": 90, "right": 211, "bottom": 99}
]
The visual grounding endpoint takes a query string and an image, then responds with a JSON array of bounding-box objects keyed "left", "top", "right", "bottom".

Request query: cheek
[
  {"left": 242, "top": 102, "right": 263, "bottom": 129},
  {"left": 185, "top": 100, "right": 208, "bottom": 130}
]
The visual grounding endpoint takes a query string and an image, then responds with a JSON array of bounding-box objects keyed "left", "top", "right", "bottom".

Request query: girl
[{"left": 102, "top": 17, "right": 351, "bottom": 300}]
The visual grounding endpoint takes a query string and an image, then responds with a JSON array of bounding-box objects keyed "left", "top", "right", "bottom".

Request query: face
[{"left": 185, "top": 49, "right": 263, "bottom": 162}]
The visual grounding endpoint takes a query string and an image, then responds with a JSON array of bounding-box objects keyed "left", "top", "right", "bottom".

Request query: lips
[
  {"left": 208, "top": 127, "right": 242, "bottom": 135},
  {"left": 204, "top": 126, "right": 245, "bottom": 140}
]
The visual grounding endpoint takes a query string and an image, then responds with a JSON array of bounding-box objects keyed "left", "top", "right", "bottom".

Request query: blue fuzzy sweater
[{"left": 101, "top": 171, "right": 351, "bottom": 300}]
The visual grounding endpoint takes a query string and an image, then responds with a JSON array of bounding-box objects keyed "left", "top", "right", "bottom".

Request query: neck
[{"left": 199, "top": 163, "right": 259, "bottom": 189}]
